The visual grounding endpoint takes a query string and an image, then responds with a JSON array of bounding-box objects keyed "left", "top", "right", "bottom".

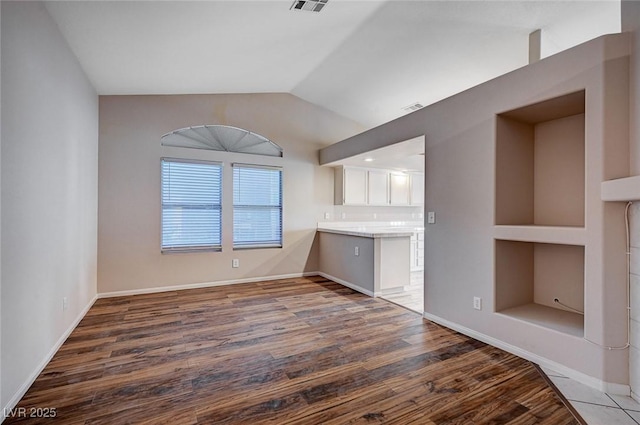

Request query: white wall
[
  {"left": 0, "top": 0, "right": 3, "bottom": 408},
  {"left": 98, "top": 93, "right": 363, "bottom": 294},
  {"left": 324, "top": 205, "right": 423, "bottom": 224},
  {"left": 1, "top": 1, "right": 98, "bottom": 411}
]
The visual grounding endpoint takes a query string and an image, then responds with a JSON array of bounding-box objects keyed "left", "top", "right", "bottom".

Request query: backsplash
[{"left": 318, "top": 205, "right": 424, "bottom": 223}]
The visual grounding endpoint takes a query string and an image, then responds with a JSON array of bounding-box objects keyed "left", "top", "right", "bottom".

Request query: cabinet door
[
  {"left": 389, "top": 173, "right": 410, "bottom": 205},
  {"left": 367, "top": 170, "right": 389, "bottom": 205},
  {"left": 410, "top": 173, "right": 424, "bottom": 205},
  {"left": 343, "top": 168, "right": 367, "bottom": 205}
]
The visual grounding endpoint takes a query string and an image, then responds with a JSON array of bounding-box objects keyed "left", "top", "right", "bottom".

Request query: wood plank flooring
[{"left": 6, "top": 276, "right": 581, "bottom": 424}]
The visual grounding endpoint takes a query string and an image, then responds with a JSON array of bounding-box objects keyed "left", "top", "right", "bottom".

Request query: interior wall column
[{"left": 622, "top": 0, "right": 640, "bottom": 402}]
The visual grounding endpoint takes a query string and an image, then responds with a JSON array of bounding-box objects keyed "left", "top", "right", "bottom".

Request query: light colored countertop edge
[
  {"left": 317, "top": 221, "right": 424, "bottom": 238},
  {"left": 316, "top": 227, "right": 415, "bottom": 238}
]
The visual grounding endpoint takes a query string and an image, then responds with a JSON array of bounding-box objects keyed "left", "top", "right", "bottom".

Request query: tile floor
[
  {"left": 542, "top": 366, "right": 640, "bottom": 425},
  {"left": 380, "top": 271, "right": 424, "bottom": 313},
  {"left": 380, "top": 274, "right": 640, "bottom": 424}
]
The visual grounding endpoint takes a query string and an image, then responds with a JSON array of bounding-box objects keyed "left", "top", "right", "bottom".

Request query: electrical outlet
[
  {"left": 373, "top": 213, "right": 377, "bottom": 219},
  {"left": 427, "top": 211, "right": 436, "bottom": 224},
  {"left": 232, "top": 259, "right": 239, "bottom": 268},
  {"left": 341, "top": 212, "right": 346, "bottom": 219},
  {"left": 63, "top": 297, "right": 68, "bottom": 311},
  {"left": 354, "top": 246, "right": 359, "bottom": 256},
  {"left": 473, "top": 297, "right": 482, "bottom": 310},
  {"left": 324, "top": 212, "right": 330, "bottom": 220}
]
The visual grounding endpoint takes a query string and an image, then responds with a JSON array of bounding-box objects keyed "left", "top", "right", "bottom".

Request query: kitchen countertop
[{"left": 317, "top": 221, "right": 424, "bottom": 239}]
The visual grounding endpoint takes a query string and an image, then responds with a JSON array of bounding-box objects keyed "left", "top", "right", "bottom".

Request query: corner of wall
[
  {"left": 0, "top": 0, "right": 4, "bottom": 410},
  {"left": 622, "top": 0, "right": 640, "bottom": 174},
  {"left": 1, "top": 0, "right": 98, "bottom": 412}
]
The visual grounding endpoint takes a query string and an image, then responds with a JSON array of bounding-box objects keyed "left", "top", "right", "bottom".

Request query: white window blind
[
  {"left": 233, "top": 164, "right": 282, "bottom": 249},
  {"left": 161, "top": 158, "right": 222, "bottom": 252}
]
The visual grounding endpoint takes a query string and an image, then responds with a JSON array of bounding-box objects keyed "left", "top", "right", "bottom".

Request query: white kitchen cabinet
[
  {"left": 335, "top": 166, "right": 367, "bottom": 205},
  {"left": 334, "top": 166, "right": 420, "bottom": 207},
  {"left": 344, "top": 168, "right": 367, "bottom": 204},
  {"left": 410, "top": 231, "right": 424, "bottom": 271},
  {"left": 410, "top": 173, "right": 424, "bottom": 205},
  {"left": 389, "top": 173, "right": 410, "bottom": 205},
  {"left": 367, "top": 169, "right": 389, "bottom": 205}
]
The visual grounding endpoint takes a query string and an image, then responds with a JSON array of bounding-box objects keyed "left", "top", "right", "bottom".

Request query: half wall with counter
[{"left": 317, "top": 222, "right": 422, "bottom": 296}]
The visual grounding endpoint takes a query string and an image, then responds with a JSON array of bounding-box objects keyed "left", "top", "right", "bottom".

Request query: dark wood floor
[{"left": 7, "top": 276, "right": 580, "bottom": 424}]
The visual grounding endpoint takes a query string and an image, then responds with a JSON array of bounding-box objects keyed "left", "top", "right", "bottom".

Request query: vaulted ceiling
[{"left": 45, "top": 1, "right": 620, "bottom": 129}]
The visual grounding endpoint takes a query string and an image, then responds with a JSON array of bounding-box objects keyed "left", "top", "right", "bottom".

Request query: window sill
[
  {"left": 161, "top": 247, "right": 222, "bottom": 254},
  {"left": 233, "top": 244, "right": 282, "bottom": 250}
]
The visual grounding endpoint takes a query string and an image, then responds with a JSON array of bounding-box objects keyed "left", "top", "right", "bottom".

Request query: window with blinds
[
  {"left": 161, "top": 158, "right": 222, "bottom": 252},
  {"left": 233, "top": 164, "right": 283, "bottom": 249}
]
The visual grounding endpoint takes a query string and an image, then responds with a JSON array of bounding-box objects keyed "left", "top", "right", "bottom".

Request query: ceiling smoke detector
[
  {"left": 290, "top": 0, "right": 328, "bottom": 13},
  {"left": 402, "top": 102, "right": 424, "bottom": 112}
]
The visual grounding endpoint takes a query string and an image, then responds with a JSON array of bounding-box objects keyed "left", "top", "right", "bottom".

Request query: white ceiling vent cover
[
  {"left": 402, "top": 102, "right": 424, "bottom": 112},
  {"left": 161, "top": 125, "right": 283, "bottom": 157},
  {"left": 290, "top": 0, "right": 328, "bottom": 13}
]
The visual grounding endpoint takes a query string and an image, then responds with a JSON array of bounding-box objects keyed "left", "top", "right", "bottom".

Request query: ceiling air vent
[
  {"left": 402, "top": 102, "right": 424, "bottom": 112},
  {"left": 290, "top": 0, "right": 328, "bottom": 13}
]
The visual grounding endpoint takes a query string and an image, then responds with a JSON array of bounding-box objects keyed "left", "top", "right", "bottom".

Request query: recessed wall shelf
[
  {"left": 494, "top": 91, "right": 587, "bottom": 338},
  {"left": 495, "top": 90, "right": 585, "bottom": 227},
  {"left": 494, "top": 225, "right": 586, "bottom": 246},
  {"left": 498, "top": 304, "right": 584, "bottom": 337},
  {"left": 495, "top": 240, "right": 585, "bottom": 337}
]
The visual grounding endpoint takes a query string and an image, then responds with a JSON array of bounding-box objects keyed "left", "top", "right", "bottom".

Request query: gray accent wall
[
  {"left": 319, "top": 33, "right": 631, "bottom": 390},
  {"left": 318, "top": 232, "right": 375, "bottom": 294},
  {"left": 1, "top": 1, "right": 98, "bottom": 410}
]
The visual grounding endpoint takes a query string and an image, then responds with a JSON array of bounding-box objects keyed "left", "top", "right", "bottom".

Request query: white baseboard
[
  {"left": 98, "top": 272, "right": 320, "bottom": 298},
  {"left": 316, "top": 272, "right": 375, "bottom": 297},
  {"left": 423, "top": 311, "right": 630, "bottom": 396},
  {"left": 378, "top": 287, "right": 405, "bottom": 296},
  {"left": 3, "top": 294, "right": 98, "bottom": 419}
]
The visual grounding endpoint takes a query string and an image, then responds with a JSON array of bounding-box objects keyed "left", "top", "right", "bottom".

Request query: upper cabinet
[
  {"left": 389, "top": 173, "right": 410, "bottom": 205},
  {"left": 410, "top": 173, "right": 424, "bottom": 205},
  {"left": 342, "top": 167, "right": 367, "bottom": 205},
  {"left": 367, "top": 169, "right": 390, "bottom": 205},
  {"left": 334, "top": 166, "right": 423, "bottom": 206}
]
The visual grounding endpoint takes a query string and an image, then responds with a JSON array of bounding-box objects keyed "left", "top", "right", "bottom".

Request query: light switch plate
[
  {"left": 473, "top": 297, "right": 482, "bottom": 310},
  {"left": 427, "top": 211, "right": 436, "bottom": 224}
]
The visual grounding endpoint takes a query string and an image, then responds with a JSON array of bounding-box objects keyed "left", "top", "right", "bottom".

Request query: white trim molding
[
  {"left": 98, "top": 272, "right": 320, "bottom": 298},
  {"left": 316, "top": 272, "right": 375, "bottom": 297}
]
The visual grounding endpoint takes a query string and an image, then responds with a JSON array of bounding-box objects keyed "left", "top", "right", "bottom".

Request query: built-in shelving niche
[
  {"left": 495, "top": 240, "right": 584, "bottom": 337},
  {"left": 494, "top": 90, "right": 586, "bottom": 337},
  {"left": 495, "top": 90, "right": 586, "bottom": 227}
]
